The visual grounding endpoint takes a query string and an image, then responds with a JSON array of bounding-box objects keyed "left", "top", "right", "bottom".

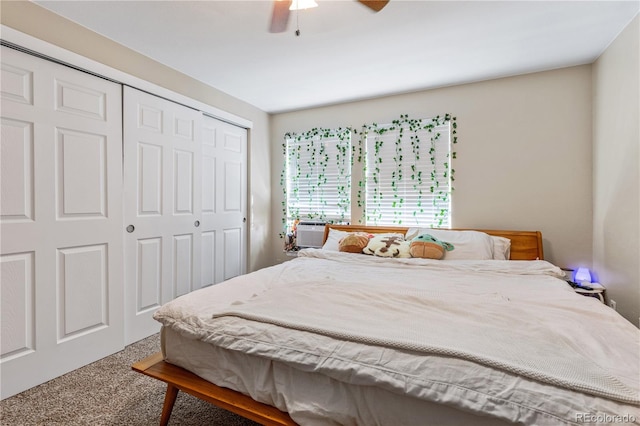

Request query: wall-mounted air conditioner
[{"left": 296, "top": 222, "right": 326, "bottom": 248}]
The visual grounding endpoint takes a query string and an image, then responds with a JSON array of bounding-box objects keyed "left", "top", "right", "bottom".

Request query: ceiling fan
[{"left": 269, "top": 0, "right": 390, "bottom": 33}]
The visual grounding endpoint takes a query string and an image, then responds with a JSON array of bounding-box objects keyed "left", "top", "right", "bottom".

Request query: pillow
[
  {"left": 491, "top": 236, "right": 511, "bottom": 260},
  {"left": 396, "top": 240, "right": 412, "bottom": 258},
  {"left": 322, "top": 228, "right": 349, "bottom": 251},
  {"left": 409, "top": 234, "right": 454, "bottom": 259},
  {"left": 363, "top": 235, "right": 411, "bottom": 258},
  {"left": 323, "top": 229, "right": 404, "bottom": 252},
  {"left": 338, "top": 233, "right": 371, "bottom": 253},
  {"left": 405, "top": 228, "right": 494, "bottom": 260}
]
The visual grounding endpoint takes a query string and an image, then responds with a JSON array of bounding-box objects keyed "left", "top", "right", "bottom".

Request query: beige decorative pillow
[
  {"left": 338, "top": 233, "right": 371, "bottom": 253},
  {"left": 491, "top": 236, "right": 511, "bottom": 260}
]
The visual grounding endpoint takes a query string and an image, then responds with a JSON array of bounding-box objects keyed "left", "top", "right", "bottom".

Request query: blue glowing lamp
[{"left": 573, "top": 267, "right": 592, "bottom": 284}]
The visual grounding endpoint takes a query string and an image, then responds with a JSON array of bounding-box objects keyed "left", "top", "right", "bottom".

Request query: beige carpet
[{"left": 0, "top": 334, "right": 259, "bottom": 426}]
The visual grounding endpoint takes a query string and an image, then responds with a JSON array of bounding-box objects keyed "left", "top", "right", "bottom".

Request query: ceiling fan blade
[
  {"left": 269, "top": 0, "right": 291, "bottom": 33},
  {"left": 358, "top": 0, "right": 390, "bottom": 12}
]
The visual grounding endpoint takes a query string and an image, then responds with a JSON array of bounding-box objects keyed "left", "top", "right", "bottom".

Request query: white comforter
[{"left": 154, "top": 250, "right": 640, "bottom": 425}]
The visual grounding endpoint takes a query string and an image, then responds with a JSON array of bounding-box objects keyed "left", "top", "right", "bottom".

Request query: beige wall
[
  {"left": 592, "top": 15, "right": 639, "bottom": 326},
  {"left": 5, "top": 1, "right": 636, "bottom": 325},
  {"left": 1, "top": 1, "right": 273, "bottom": 272},
  {"left": 271, "top": 67, "right": 594, "bottom": 269}
]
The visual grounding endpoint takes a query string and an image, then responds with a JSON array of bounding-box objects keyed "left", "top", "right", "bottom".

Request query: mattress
[
  {"left": 155, "top": 249, "right": 640, "bottom": 425},
  {"left": 162, "top": 326, "right": 515, "bottom": 426}
]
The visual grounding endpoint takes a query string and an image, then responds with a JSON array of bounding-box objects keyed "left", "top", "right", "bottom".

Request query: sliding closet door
[
  {"left": 0, "top": 47, "right": 124, "bottom": 399},
  {"left": 123, "top": 87, "right": 202, "bottom": 344},
  {"left": 201, "top": 115, "right": 247, "bottom": 286}
]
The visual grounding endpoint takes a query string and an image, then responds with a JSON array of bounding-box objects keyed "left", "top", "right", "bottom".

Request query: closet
[
  {"left": 123, "top": 87, "right": 247, "bottom": 344},
  {"left": 0, "top": 46, "right": 247, "bottom": 398}
]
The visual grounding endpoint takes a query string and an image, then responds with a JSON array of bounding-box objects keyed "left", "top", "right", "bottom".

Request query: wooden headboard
[{"left": 322, "top": 225, "right": 544, "bottom": 261}]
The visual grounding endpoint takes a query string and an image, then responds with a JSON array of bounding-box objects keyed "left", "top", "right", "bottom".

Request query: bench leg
[{"left": 160, "top": 383, "right": 179, "bottom": 426}]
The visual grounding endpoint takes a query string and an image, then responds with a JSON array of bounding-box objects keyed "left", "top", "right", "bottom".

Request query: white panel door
[
  {"left": 0, "top": 47, "right": 124, "bottom": 399},
  {"left": 123, "top": 87, "right": 202, "bottom": 344},
  {"left": 201, "top": 115, "right": 247, "bottom": 286}
]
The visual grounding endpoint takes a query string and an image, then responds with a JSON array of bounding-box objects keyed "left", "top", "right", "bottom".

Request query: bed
[{"left": 133, "top": 225, "right": 640, "bottom": 426}]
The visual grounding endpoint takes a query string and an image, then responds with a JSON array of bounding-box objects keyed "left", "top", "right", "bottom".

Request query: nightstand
[{"left": 573, "top": 282, "right": 606, "bottom": 303}]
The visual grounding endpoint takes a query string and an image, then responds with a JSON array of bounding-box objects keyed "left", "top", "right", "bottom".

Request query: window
[
  {"left": 282, "top": 128, "right": 351, "bottom": 230},
  {"left": 362, "top": 115, "right": 455, "bottom": 227},
  {"left": 280, "top": 115, "right": 457, "bottom": 237}
]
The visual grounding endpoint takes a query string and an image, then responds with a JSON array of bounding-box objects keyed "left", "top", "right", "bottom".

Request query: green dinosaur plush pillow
[{"left": 409, "top": 234, "right": 454, "bottom": 260}]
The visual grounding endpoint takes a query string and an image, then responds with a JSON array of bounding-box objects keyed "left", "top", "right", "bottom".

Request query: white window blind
[
  {"left": 284, "top": 130, "right": 351, "bottom": 227},
  {"left": 364, "top": 117, "right": 452, "bottom": 227}
]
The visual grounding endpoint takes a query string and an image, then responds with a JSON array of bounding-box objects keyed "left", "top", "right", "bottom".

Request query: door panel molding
[
  {"left": 0, "top": 46, "right": 124, "bottom": 400},
  {"left": 124, "top": 87, "right": 202, "bottom": 344}
]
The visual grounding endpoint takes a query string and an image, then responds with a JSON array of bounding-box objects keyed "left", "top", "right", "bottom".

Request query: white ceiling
[{"left": 35, "top": 0, "right": 639, "bottom": 113}]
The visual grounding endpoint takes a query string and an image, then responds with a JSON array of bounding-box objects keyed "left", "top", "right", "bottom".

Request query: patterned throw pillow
[{"left": 363, "top": 235, "right": 411, "bottom": 258}]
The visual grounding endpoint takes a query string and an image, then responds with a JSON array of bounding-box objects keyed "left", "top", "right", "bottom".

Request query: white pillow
[
  {"left": 491, "top": 236, "right": 511, "bottom": 260},
  {"left": 321, "top": 228, "right": 349, "bottom": 251},
  {"left": 406, "top": 228, "right": 494, "bottom": 260}
]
